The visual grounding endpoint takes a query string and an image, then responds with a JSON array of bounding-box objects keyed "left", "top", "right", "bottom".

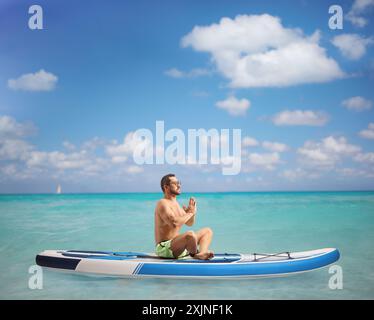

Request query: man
[{"left": 154, "top": 173, "right": 214, "bottom": 260}]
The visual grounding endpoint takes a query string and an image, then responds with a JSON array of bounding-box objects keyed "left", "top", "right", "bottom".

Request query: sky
[{"left": 0, "top": 0, "right": 374, "bottom": 193}]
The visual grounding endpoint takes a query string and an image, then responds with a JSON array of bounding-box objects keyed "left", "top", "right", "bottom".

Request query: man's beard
[{"left": 170, "top": 188, "right": 181, "bottom": 195}]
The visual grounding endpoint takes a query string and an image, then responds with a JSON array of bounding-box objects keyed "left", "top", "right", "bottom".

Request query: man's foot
[{"left": 193, "top": 251, "right": 214, "bottom": 260}]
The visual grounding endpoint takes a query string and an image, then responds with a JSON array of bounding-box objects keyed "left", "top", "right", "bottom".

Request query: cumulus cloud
[
  {"left": 247, "top": 152, "right": 281, "bottom": 170},
  {"left": 346, "top": 0, "right": 374, "bottom": 27},
  {"left": 1, "top": 164, "right": 17, "bottom": 177},
  {"left": 8, "top": 69, "right": 58, "bottom": 91},
  {"left": 125, "top": 165, "right": 144, "bottom": 174},
  {"left": 181, "top": 14, "right": 344, "bottom": 88},
  {"left": 354, "top": 152, "right": 374, "bottom": 163},
  {"left": 62, "top": 141, "right": 76, "bottom": 151},
  {"left": 106, "top": 132, "right": 152, "bottom": 163},
  {"left": 342, "top": 96, "right": 373, "bottom": 111},
  {"left": 262, "top": 141, "right": 289, "bottom": 152},
  {"left": 215, "top": 96, "right": 250, "bottom": 116},
  {"left": 336, "top": 167, "right": 374, "bottom": 179},
  {"left": 0, "top": 115, "right": 37, "bottom": 138},
  {"left": 12, "top": 141, "right": 133, "bottom": 178},
  {"left": 26, "top": 150, "right": 90, "bottom": 170},
  {"left": 0, "top": 115, "right": 36, "bottom": 162},
  {"left": 164, "top": 67, "right": 211, "bottom": 78},
  {"left": 332, "top": 34, "right": 374, "bottom": 60},
  {"left": 242, "top": 136, "right": 259, "bottom": 147},
  {"left": 297, "top": 136, "right": 361, "bottom": 168},
  {"left": 272, "top": 110, "right": 329, "bottom": 126},
  {"left": 81, "top": 137, "right": 106, "bottom": 152},
  {"left": 0, "top": 114, "right": 150, "bottom": 184},
  {"left": 280, "top": 168, "right": 320, "bottom": 181},
  {"left": 0, "top": 139, "right": 34, "bottom": 161},
  {"left": 359, "top": 123, "right": 374, "bottom": 139}
]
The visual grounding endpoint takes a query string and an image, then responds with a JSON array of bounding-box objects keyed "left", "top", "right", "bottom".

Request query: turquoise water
[{"left": 0, "top": 192, "right": 373, "bottom": 300}]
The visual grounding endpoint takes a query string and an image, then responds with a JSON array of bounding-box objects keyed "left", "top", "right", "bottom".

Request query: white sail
[{"left": 56, "top": 184, "right": 62, "bottom": 194}]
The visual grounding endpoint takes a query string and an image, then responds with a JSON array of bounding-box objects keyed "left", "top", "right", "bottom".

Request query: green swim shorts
[{"left": 155, "top": 239, "right": 189, "bottom": 259}]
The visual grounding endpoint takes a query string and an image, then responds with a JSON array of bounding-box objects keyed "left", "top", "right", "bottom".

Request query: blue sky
[{"left": 0, "top": 0, "right": 374, "bottom": 193}]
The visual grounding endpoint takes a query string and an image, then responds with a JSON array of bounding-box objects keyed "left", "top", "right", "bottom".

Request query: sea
[{"left": 0, "top": 192, "right": 373, "bottom": 300}]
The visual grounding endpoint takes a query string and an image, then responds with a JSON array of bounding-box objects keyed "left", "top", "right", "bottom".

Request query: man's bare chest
[{"left": 169, "top": 203, "right": 184, "bottom": 216}]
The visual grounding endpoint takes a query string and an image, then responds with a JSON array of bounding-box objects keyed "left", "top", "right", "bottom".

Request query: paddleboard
[{"left": 35, "top": 247, "right": 340, "bottom": 279}]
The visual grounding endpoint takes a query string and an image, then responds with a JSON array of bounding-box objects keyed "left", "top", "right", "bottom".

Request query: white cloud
[
  {"left": 0, "top": 115, "right": 36, "bottom": 162},
  {"left": 215, "top": 96, "right": 250, "bottom": 116},
  {"left": 280, "top": 168, "right": 302, "bottom": 181},
  {"left": 272, "top": 110, "right": 329, "bottom": 126},
  {"left": 354, "top": 152, "right": 374, "bottom": 163},
  {"left": 125, "top": 165, "right": 144, "bottom": 174},
  {"left": 242, "top": 136, "right": 259, "bottom": 147},
  {"left": 26, "top": 150, "right": 91, "bottom": 170},
  {"left": 62, "top": 141, "right": 76, "bottom": 151},
  {"left": 0, "top": 139, "right": 34, "bottom": 161},
  {"left": 181, "top": 14, "right": 344, "bottom": 88},
  {"left": 8, "top": 69, "right": 58, "bottom": 92},
  {"left": 331, "top": 34, "right": 374, "bottom": 60},
  {"left": 336, "top": 167, "right": 374, "bottom": 179},
  {"left": 297, "top": 136, "right": 361, "bottom": 168},
  {"left": 298, "top": 146, "right": 334, "bottom": 166},
  {"left": 164, "top": 68, "right": 184, "bottom": 78},
  {"left": 346, "top": 0, "right": 374, "bottom": 27},
  {"left": 336, "top": 167, "right": 360, "bottom": 176},
  {"left": 0, "top": 115, "right": 156, "bottom": 184},
  {"left": 164, "top": 67, "right": 210, "bottom": 78},
  {"left": 342, "top": 96, "right": 373, "bottom": 111},
  {"left": 81, "top": 137, "right": 106, "bottom": 151},
  {"left": 0, "top": 115, "right": 36, "bottom": 138},
  {"left": 0, "top": 117, "right": 134, "bottom": 179},
  {"left": 280, "top": 168, "right": 320, "bottom": 181},
  {"left": 359, "top": 123, "right": 374, "bottom": 139},
  {"left": 262, "top": 141, "right": 289, "bottom": 152},
  {"left": 323, "top": 136, "right": 361, "bottom": 154},
  {"left": 106, "top": 132, "right": 152, "bottom": 163},
  {"left": 80, "top": 158, "right": 111, "bottom": 176},
  {"left": 247, "top": 152, "right": 281, "bottom": 170},
  {"left": 52, "top": 152, "right": 91, "bottom": 170},
  {"left": 0, "top": 164, "right": 17, "bottom": 176}
]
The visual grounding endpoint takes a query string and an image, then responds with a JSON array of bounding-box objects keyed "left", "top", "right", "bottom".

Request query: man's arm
[
  {"left": 184, "top": 198, "right": 196, "bottom": 226},
  {"left": 185, "top": 214, "right": 195, "bottom": 226},
  {"left": 158, "top": 201, "right": 195, "bottom": 228}
]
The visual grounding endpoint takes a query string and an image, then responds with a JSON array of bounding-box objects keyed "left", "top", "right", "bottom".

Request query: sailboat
[{"left": 56, "top": 184, "right": 62, "bottom": 194}]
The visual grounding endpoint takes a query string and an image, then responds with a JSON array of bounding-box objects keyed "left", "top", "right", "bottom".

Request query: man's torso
[{"left": 154, "top": 199, "right": 184, "bottom": 244}]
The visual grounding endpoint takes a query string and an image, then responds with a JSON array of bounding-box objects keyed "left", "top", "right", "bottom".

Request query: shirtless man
[{"left": 155, "top": 173, "right": 214, "bottom": 260}]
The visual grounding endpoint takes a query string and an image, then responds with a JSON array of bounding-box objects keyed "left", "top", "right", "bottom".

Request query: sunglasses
[{"left": 168, "top": 180, "right": 181, "bottom": 186}]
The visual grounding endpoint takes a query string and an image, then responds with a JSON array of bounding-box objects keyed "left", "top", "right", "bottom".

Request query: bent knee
[
  {"left": 185, "top": 230, "right": 196, "bottom": 240},
  {"left": 202, "top": 227, "right": 213, "bottom": 236}
]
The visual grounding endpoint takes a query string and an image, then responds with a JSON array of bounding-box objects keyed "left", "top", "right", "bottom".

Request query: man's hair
[{"left": 160, "top": 173, "right": 175, "bottom": 192}]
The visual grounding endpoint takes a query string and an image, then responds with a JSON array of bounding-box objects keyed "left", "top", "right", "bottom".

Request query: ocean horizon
[{"left": 1, "top": 189, "right": 374, "bottom": 195}]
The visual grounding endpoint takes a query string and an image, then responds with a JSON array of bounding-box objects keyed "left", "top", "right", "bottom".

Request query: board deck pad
[{"left": 62, "top": 250, "right": 242, "bottom": 263}]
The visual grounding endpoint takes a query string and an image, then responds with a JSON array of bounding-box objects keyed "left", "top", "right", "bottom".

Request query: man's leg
[
  {"left": 195, "top": 227, "right": 213, "bottom": 252},
  {"left": 170, "top": 231, "right": 198, "bottom": 258},
  {"left": 194, "top": 227, "right": 214, "bottom": 259}
]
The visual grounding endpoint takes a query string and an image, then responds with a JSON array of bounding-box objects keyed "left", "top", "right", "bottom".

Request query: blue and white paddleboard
[{"left": 36, "top": 248, "right": 339, "bottom": 279}]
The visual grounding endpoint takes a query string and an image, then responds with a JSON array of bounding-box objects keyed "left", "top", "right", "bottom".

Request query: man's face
[{"left": 167, "top": 177, "right": 181, "bottom": 195}]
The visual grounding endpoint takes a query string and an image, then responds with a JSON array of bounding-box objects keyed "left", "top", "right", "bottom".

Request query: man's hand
[{"left": 183, "top": 197, "right": 197, "bottom": 215}]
